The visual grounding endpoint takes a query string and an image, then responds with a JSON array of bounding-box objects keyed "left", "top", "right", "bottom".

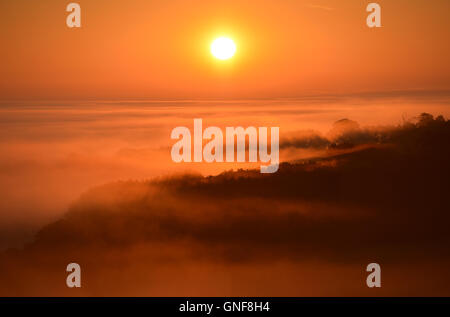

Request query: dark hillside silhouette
[{"left": 1, "top": 114, "right": 449, "bottom": 296}]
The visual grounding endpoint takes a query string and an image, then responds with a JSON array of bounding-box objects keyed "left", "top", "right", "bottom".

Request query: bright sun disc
[{"left": 211, "top": 37, "right": 236, "bottom": 60}]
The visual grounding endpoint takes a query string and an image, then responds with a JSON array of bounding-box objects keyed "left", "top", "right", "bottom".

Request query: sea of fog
[{"left": 0, "top": 96, "right": 449, "bottom": 249}]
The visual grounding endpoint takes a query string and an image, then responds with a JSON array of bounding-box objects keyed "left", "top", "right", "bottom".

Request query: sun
[{"left": 211, "top": 37, "right": 236, "bottom": 60}]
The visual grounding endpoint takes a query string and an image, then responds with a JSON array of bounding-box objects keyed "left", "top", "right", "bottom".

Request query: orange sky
[{"left": 1, "top": 0, "right": 450, "bottom": 99}]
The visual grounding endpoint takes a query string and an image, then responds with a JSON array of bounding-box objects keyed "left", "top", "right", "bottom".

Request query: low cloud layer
[{"left": 1, "top": 113, "right": 449, "bottom": 296}]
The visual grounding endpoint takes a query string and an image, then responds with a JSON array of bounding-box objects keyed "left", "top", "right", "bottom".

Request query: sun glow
[{"left": 210, "top": 37, "right": 236, "bottom": 60}]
